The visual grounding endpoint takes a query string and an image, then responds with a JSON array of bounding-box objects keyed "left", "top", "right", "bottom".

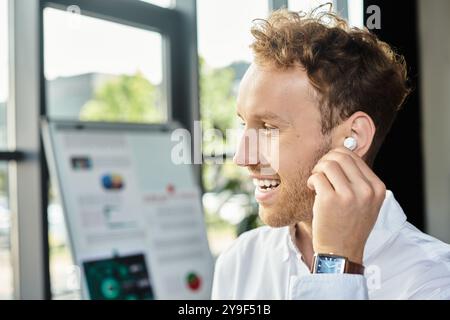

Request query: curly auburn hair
[{"left": 250, "top": 6, "right": 410, "bottom": 162}]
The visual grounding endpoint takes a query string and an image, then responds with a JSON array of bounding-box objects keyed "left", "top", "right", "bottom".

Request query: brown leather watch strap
[{"left": 344, "top": 260, "right": 365, "bottom": 275}]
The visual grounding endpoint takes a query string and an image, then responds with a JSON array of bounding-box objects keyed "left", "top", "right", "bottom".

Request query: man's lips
[
  {"left": 250, "top": 174, "right": 280, "bottom": 181},
  {"left": 251, "top": 175, "right": 281, "bottom": 204}
]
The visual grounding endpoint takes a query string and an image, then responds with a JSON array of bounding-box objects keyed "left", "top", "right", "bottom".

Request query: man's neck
[{"left": 292, "top": 221, "right": 315, "bottom": 270}]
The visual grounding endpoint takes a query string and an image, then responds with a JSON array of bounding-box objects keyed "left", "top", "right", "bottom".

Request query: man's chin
[
  {"left": 258, "top": 206, "right": 295, "bottom": 228},
  {"left": 258, "top": 199, "right": 313, "bottom": 228}
]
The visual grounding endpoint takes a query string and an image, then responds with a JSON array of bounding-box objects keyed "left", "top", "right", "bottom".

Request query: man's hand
[{"left": 306, "top": 147, "right": 386, "bottom": 265}]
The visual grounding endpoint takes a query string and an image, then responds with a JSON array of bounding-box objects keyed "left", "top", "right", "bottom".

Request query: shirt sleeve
[
  {"left": 408, "top": 283, "right": 450, "bottom": 300},
  {"left": 406, "top": 272, "right": 450, "bottom": 300},
  {"left": 289, "top": 274, "right": 369, "bottom": 300}
]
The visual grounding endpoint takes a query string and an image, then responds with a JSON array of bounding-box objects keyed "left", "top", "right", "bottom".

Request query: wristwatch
[{"left": 311, "top": 253, "right": 365, "bottom": 275}]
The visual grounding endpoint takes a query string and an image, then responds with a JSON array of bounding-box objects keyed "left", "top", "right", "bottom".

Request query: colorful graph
[{"left": 101, "top": 174, "right": 124, "bottom": 190}]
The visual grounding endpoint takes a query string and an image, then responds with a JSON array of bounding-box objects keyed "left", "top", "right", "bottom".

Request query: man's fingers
[
  {"left": 307, "top": 172, "right": 333, "bottom": 195},
  {"left": 333, "top": 147, "right": 379, "bottom": 183},
  {"left": 311, "top": 160, "right": 352, "bottom": 195},
  {"left": 319, "top": 150, "right": 371, "bottom": 186},
  {"left": 332, "top": 147, "right": 386, "bottom": 198}
]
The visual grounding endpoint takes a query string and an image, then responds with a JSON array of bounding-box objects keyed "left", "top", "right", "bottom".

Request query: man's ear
[{"left": 333, "top": 111, "right": 376, "bottom": 158}]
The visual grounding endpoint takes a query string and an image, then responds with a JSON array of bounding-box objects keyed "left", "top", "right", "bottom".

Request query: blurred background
[{"left": 0, "top": 0, "right": 449, "bottom": 299}]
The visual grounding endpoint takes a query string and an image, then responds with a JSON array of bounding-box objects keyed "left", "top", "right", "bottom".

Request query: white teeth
[{"left": 253, "top": 178, "right": 281, "bottom": 188}]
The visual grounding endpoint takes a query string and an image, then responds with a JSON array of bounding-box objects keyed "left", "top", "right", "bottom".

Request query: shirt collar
[
  {"left": 284, "top": 190, "right": 407, "bottom": 263},
  {"left": 285, "top": 223, "right": 300, "bottom": 262}
]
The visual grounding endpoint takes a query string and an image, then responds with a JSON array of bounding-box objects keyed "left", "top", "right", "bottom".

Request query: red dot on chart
[
  {"left": 187, "top": 273, "right": 201, "bottom": 291},
  {"left": 166, "top": 184, "right": 175, "bottom": 194}
]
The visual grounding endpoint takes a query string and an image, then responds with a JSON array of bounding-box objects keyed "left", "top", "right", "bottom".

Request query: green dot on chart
[{"left": 101, "top": 278, "right": 121, "bottom": 299}]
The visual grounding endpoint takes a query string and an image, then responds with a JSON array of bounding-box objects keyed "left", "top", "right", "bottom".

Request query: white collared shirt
[{"left": 212, "top": 191, "right": 450, "bottom": 299}]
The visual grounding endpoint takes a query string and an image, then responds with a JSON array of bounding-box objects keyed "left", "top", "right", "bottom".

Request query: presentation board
[{"left": 42, "top": 119, "right": 214, "bottom": 300}]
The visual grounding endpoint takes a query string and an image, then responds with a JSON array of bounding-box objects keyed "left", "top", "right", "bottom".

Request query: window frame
[
  {"left": 39, "top": 0, "right": 200, "bottom": 299},
  {"left": 0, "top": 0, "right": 200, "bottom": 300}
]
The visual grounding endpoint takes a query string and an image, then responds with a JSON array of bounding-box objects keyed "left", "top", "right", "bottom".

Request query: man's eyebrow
[
  {"left": 236, "top": 110, "right": 291, "bottom": 126},
  {"left": 254, "top": 111, "right": 291, "bottom": 125}
]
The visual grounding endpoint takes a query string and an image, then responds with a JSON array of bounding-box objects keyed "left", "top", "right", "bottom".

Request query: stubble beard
[{"left": 259, "top": 138, "right": 331, "bottom": 228}]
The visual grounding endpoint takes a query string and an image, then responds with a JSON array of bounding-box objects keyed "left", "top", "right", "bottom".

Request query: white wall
[{"left": 418, "top": 0, "right": 450, "bottom": 242}]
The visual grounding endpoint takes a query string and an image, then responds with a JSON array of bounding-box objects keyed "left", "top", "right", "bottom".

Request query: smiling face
[{"left": 234, "top": 63, "right": 331, "bottom": 227}]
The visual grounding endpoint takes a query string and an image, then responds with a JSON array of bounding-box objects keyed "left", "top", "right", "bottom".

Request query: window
[
  {"left": 139, "top": 0, "right": 173, "bottom": 8},
  {"left": 347, "top": 0, "right": 364, "bottom": 28},
  {"left": 44, "top": 6, "right": 167, "bottom": 299},
  {"left": 0, "top": 0, "right": 13, "bottom": 299},
  {"left": 197, "top": 0, "right": 269, "bottom": 257},
  {"left": 48, "top": 182, "right": 80, "bottom": 299},
  {"left": 288, "top": 0, "right": 335, "bottom": 13},
  {"left": 289, "top": 0, "right": 364, "bottom": 28},
  {"left": 44, "top": 7, "right": 166, "bottom": 123},
  {"left": 0, "top": 0, "right": 8, "bottom": 148},
  {"left": 0, "top": 163, "right": 12, "bottom": 300}
]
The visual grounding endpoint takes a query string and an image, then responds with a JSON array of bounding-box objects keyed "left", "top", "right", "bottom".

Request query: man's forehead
[
  {"left": 242, "top": 63, "right": 309, "bottom": 82},
  {"left": 240, "top": 63, "right": 317, "bottom": 97},
  {"left": 237, "top": 64, "right": 318, "bottom": 121}
]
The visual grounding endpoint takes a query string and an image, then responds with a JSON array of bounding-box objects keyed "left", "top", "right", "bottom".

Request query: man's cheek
[
  {"left": 258, "top": 131, "right": 281, "bottom": 173},
  {"left": 274, "top": 145, "right": 296, "bottom": 174}
]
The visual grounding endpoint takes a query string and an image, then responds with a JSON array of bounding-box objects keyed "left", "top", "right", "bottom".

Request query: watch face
[{"left": 315, "top": 255, "right": 346, "bottom": 274}]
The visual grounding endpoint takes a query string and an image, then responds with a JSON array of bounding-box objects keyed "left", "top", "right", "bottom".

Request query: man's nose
[{"left": 233, "top": 129, "right": 259, "bottom": 167}]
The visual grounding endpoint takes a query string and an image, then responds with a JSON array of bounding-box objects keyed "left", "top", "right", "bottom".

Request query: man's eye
[{"left": 263, "top": 124, "right": 277, "bottom": 134}]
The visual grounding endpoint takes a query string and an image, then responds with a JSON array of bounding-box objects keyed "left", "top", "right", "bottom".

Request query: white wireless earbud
[{"left": 343, "top": 137, "right": 357, "bottom": 151}]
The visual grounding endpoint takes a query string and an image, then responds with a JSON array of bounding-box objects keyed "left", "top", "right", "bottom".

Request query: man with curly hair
[{"left": 212, "top": 8, "right": 450, "bottom": 300}]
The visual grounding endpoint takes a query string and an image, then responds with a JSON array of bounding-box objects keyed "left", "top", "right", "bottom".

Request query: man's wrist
[
  {"left": 311, "top": 253, "right": 365, "bottom": 275},
  {"left": 313, "top": 246, "right": 364, "bottom": 265}
]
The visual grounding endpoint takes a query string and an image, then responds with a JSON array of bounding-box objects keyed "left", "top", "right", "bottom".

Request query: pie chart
[{"left": 186, "top": 272, "right": 201, "bottom": 291}]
